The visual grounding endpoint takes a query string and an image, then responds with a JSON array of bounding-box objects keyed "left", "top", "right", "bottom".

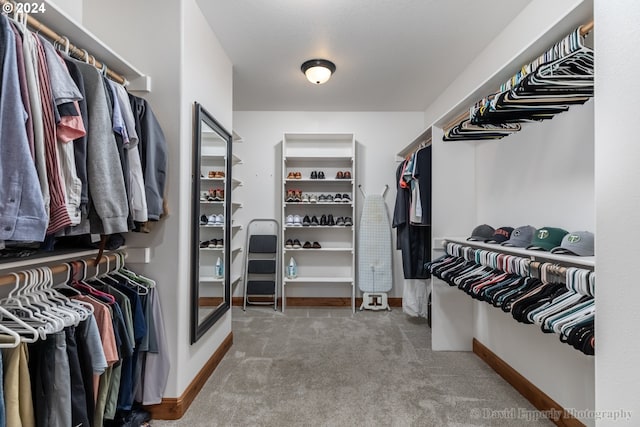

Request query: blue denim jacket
[{"left": 0, "top": 15, "right": 47, "bottom": 241}]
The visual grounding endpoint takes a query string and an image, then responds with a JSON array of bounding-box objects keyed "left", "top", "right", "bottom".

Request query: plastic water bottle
[
  {"left": 287, "top": 257, "right": 297, "bottom": 279},
  {"left": 215, "top": 257, "right": 223, "bottom": 278}
]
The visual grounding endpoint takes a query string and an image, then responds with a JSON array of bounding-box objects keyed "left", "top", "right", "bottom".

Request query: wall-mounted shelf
[{"left": 38, "top": 0, "right": 150, "bottom": 91}]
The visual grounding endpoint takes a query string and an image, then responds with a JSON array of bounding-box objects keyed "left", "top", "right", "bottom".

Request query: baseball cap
[
  {"left": 527, "top": 227, "right": 569, "bottom": 251},
  {"left": 486, "top": 227, "right": 514, "bottom": 244},
  {"left": 467, "top": 224, "right": 495, "bottom": 242},
  {"left": 551, "top": 231, "right": 594, "bottom": 256},
  {"left": 501, "top": 225, "right": 536, "bottom": 248}
]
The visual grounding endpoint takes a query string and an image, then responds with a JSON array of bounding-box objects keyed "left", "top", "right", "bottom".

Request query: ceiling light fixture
[{"left": 301, "top": 59, "right": 336, "bottom": 85}]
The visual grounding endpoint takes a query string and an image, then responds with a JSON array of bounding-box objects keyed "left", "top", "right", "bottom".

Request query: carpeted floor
[{"left": 151, "top": 307, "right": 553, "bottom": 426}]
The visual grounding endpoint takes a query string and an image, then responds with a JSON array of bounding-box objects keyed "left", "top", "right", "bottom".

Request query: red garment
[{"left": 34, "top": 35, "right": 71, "bottom": 234}]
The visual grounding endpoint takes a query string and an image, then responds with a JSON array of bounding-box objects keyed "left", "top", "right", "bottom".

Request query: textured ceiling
[{"left": 197, "top": 0, "right": 532, "bottom": 111}]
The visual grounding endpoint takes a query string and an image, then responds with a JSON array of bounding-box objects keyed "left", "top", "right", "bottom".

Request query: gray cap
[
  {"left": 467, "top": 224, "right": 495, "bottom": 242},
  {"left": 501, "top": 225, "right": 536, "bottom": 248},
  {"left": 551, "top": 231, "right": 595, "bottom": 256}
]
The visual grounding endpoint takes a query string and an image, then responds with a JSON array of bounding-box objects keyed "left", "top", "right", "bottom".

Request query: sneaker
[
  {"left": 286, "top": 189, "right": 295, "bottom": 202},
  {"left": 310, "top": 215, "right": 319, "bottom": 226},
  {"left": 336, "top": 171, "right": 344, "bottom": 179},
  {"left": 293, "top": 215, "right": 303, "bottom": 226},
  {"left": 200, "top": 192, "right": 207, "bottom": 201},
  {"left": 310, "top": 171, "right": 318, "bottom": 179},
  {"left": 207, "top": 214, "right": 217, "bottom": 225},
  {"left": 303, "top": 241, "right": 312, "bottom": 249},
  {"left": 318, "top": 171, "right": 325, "bottom": 179},
  {"left": 200, "top": 215, "right": 208, "bottom": 225},
  {"left": 325, "top": 194, "right": 334, "bottom": 203},
  {"left": 334, "top": 193, "right": 342, "bottom": 202},
  {"left": 294, "top": 190, "right": 302, "bottom": 202},
  {"left": 320, "top": 214, "right": 327, "bottom": 226},
  {"left": 342, "top": 194, "right": 351, "bottom": 203},
  {"left": 215, "top": 214, "right": 224, "bottom": 225},
  {"left": 292, "top": 239, "right": 302, "bottom": 249},
  {"left": 287, "top": 172, "right": 296, "bottom": 179},
  {"left": 344, "top": 217, "right": 353, "bottom": 226},
  {"left": 309, "top": 194, "right": 318, "bottom": 203},
  {"left": 302, "top": 215, "right": 311, "bottom": 226},
  {"left": 302, "top": 193, "right": 310, "bottom": 203},
  {"left": 285, "top": 239, "right": 293, "bottom": 249},
  {"left": 208, "top": 239, "right": 217, "bottom": 248},
  {"left": 328, "top": 214, "right": 335, "bottom": 226},
  {"left": 216, "top": 239, "right": 224, "bottom": 248},
  {"left": 312, "top": 241, "right": 322, "bottom": 249},
  {"left": 285, "top": 215, "right": 294, "bottom": 226},
  {"left": 335, "top": 216, "right": 345, "bottom": 226},
  {"left": 318, "top": 194, "right": 327, "bottom": 203},
  {"left": 199, "top": 240, "right": 209, "bottom": 248}
]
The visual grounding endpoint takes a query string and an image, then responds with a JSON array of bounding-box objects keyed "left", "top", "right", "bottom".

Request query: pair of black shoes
[
  {"left": 310, "top": 171, "right": 325, "bottom": 179},
  {"left": 319, "top": 214, "right": 335, "bottom": 226},
  {"left": 302, "top": 215, "right": 320, "bottom": 226}
]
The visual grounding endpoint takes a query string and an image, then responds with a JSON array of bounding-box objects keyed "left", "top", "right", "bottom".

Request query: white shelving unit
[
  {"left": 231, "top": 132, "right": 244, "bottom": 284},
  {"left": 281, "top": 133, "right": 356, "bottom": 312}
]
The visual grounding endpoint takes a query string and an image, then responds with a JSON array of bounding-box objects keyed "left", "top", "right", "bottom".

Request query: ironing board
[{"left": 357, "top": 186, "right": 392, "bottom": 310}]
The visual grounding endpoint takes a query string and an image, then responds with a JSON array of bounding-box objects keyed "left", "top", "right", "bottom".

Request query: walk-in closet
[{"left": 0, "top": 0, "right": 637, "bottom": 426}]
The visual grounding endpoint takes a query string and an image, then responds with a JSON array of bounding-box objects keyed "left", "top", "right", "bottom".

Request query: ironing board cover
[{"left": 357, "top": 193, "right": 392, "bottom": 292}]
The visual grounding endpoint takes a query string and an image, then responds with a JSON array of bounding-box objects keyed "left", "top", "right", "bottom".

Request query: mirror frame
[{"left": 190, "top": 102, "right": 232, "bottom": 344}]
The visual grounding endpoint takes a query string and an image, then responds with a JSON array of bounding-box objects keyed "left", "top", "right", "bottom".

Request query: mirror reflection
[{"left": 191, "top": 103, "right": 231, "bottom": 343}]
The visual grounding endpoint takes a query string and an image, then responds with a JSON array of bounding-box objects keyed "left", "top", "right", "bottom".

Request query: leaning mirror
[{"left": 191, "top": 102, "right": 232, "bottom": 343}]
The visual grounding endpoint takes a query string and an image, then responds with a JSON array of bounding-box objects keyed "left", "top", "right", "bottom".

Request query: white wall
[
  {"left": 81, "top": 0, "right": 233, "bottom": 399},
  {"left": 233, "top": 111, "right": 425, "bottom": 298},
  {"left": 48, "top": 0, "right": 83, "bottom": 23},
  {"left": 422, "top": 0, "right": 597, "bottom": 424},
  {"left": 594, "top": 1, "right": 640, "bottom": 425}
]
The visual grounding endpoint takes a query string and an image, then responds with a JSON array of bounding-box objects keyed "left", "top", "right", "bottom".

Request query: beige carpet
[{"left": 151, "top": 307, "right": 553, "bottom": 426}]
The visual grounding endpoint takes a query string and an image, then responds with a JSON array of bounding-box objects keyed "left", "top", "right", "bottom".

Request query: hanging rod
[
  {"left": 0, "top": 0, "right": 126, "bottom": 85},
  {"left": 0, "top": 251, "right": 125, "bottom": 287},
  {"left": 442, "top": 19, "right": 594, "bottom": 135}
]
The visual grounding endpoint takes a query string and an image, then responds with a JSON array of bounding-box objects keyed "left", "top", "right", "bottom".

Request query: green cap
[{"left": 527, "top": 227, "right": 569, "bottom": 251}]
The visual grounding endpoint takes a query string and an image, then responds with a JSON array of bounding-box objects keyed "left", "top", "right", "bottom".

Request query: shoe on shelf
[
  {"left": 215, "top": 171, "right": 225, "bottom": 178},
  {"left": 336, "top": 171, "right": 344, "bottom": 179},
  {"left": 328, "top": 214, "right": 335, "bottom": 226},
  {"left": 318, "top": 194, "right": 327, "bottom": 203},
  {"left": 287, "top": 172, "right": 296, "bottom": 179},
  {"left": 334, "top": 193, "right": 342, "bottom": 202},
  {"left": 325, "top": 194, "right": 334, "bottom": 203},
  {"left": 216, "top": 239, "right": 224, "bottom": 248},
  {"left": 342, "top": 194, "right": 351, "bottom": 203},
  {"left": 294, "top": 171, "right": 302, "bottom": 179},
  {"left": 285, "top": 239, "right": 293, "bottom": 249},
  {"left": 293, "top": 239, "right": 302, "bottom": 249},
  {"left": 302, "top": 193, "right": 310, "bottom": 203},
  {"left": 309, "top": 194, "right": 318, "bottom": 203},
  {"left": 208, "top": 171, "right": 215, "bottom": 178},
  {"left": 199, "top": 240, "right": 209, "bottom": 248},
  {"left": 200, "top": 192, "right": 207, "bottom": 201},
  {"left": 344, "top": 171, "right": 352, "bottom": 179},
  {"left": 335, "top": 216, "right": 345, "bottom": 226},
  {"left": 344, "top": 217, "right": 353, "bottom": 226},
  {"left": 286, "top": 189, "right": 295, "bottom": 202},
  {"left": 294, "top": 190, "right": 302, "bottom": 202},
  {"left": 302, "top": 215, "right": 311, "bottom": 226},
  {"left": 285, "top": 215, "right": 294, "bottom": 226},
  {"left": 207, "top": 214, "right": 217, "bottom": 225},
  {"left": 200, "top": 215, "right": 208, "bottom": 225},
  {"left": 312, "top": 241, "right": 322, "bottom": 249},
  {"left": 310, "top": 171, "right": 318, "bottom": 179},
  {"left": 320, "top": 214, "right": 327, "bottom": 226},
  {"left": 303, "top": 241, "right": 312, "bottom": 249},
  {"left": 311, "top": 215, "right": 319, "bottom": 226},
  {"left": 208, "top": 239, "right": 217, "bottom": 248},
  {"left": 293, "top": 215, "right": 303, "bottom": 226},
  {"left": 318, "top": 171, "right": 325, "bottom": 179},
  {"left": 215, "top": 214, "right": 224, "bottom": 225},
  {"left": 213, "top": 188, "right": 224, "bottom": 201}
]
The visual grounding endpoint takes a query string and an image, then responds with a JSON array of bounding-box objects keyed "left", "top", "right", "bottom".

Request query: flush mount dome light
[{"left": 301, "top": 59, "right": 336, "bottom": 85}]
